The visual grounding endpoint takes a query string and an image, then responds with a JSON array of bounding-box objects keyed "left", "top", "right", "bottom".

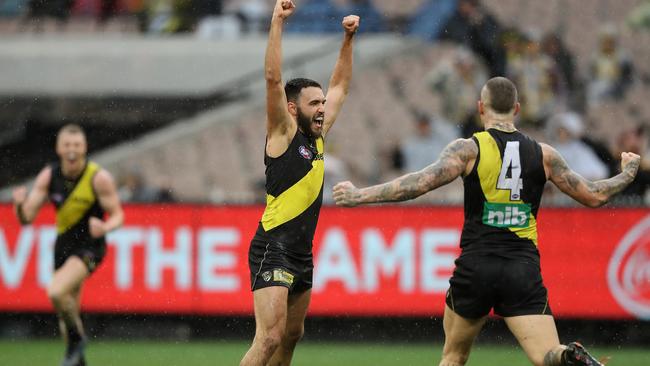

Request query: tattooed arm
[
  {"left": 333, "top": 138, "right": 477, "bottom": 207},
  {"left": 542, "top": 143, "right": 640, "bottom": 208}
]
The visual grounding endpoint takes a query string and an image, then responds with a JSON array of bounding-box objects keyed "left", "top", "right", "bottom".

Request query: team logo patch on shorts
[
  {"left": 81, "top": 252, "right": 96, "bottom": 271},
  {"left": 262, "top": 271, "right": 272, "bottom": 282},
  {"left": 273, "top": 269, "right": 295, "bottom": 285}
]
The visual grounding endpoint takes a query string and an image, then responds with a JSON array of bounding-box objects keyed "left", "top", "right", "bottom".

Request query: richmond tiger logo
[{"left": 607, "top": 215, "right": 650, "bottom": 319}]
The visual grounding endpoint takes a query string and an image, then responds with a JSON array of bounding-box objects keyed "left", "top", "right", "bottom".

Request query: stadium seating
[{"left": 1, "top": 0, "right": 649, "bottom": 206}]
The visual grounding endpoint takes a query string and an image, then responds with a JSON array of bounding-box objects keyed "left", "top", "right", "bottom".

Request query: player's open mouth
[{"left": 314, "top": 115, "right": 324, "bottom": 127}]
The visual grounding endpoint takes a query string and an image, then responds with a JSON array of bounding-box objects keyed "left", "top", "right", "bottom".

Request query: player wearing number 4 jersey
[{"left": 333, "top": 77, "right": 640, "bottom": 366}]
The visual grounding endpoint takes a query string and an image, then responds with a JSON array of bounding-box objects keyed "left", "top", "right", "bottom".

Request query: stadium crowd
[{"left": 2, "top": 0, "right": 649, "bottom": 206}]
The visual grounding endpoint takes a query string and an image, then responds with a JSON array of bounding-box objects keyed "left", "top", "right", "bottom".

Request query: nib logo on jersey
[
  {"left": 482, "top": 202, "right": 531, "bottom": 228},
  {"left": 608, "top": 215, "right": 650, "bottom": 319}
]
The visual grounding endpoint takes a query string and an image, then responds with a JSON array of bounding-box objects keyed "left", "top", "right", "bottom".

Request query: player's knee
[
  {"left": 258, "top": 328, "right": 284, "bottom": 354},
  {"left": 284, "top": 324, "right": 304, "bottom": 344},
  {"left": 47, "top": 284, "right": 66, "bottom": 305}
]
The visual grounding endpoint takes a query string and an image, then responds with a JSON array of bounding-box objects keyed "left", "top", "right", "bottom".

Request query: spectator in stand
[
  {"left": 234, "top": 0, "right": 268, "bottom": 33},
  {"left": 400, "top": 112, "right": 459, "bottom": 173},
  {"left": 98, "top": 0, "right": 119, "bottom": 27},
  {"left": 20, "top": 0, "right": 75, "bottom": 31},
  {"left": 501, "top": 28, "right": 524, "bottom": 73},
  {"left": 118, "top": 169, "right": 174, "bottom": 202},
  {"left": 548, "top": 112, "right": 609, "bottom": 181},
  {"left": 439, "top": 0, "right": 506, "bottom": 77},
  {"left": 541, "top": 32, "right": 582, "bottom": 109},
  {"left": 142, "top": 0, "right": 195, "bottom": 34},
  {"left": 587, "top": 25, "right": 634, "bottom": 106},
  {"left": 426, "top": 48, "right": 488, "bottom": 126},
  {"left": 508, "top": 32, "right": 562, "bottom": 127}
]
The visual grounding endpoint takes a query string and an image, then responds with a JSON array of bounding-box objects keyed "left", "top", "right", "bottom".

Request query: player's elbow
[
  {"left": 584, "top": 194, "right": 608, "bottom": 208},
  {"left": 264, "top": 68, "right": 282, "bottom": 85}
]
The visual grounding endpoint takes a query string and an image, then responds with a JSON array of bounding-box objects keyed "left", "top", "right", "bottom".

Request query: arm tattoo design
[
  {"left": 550, "top": 150, "right": 638, "bottom": 205},
  {"left": 360, "top": 139, "right": 476, "bottom": 203}
]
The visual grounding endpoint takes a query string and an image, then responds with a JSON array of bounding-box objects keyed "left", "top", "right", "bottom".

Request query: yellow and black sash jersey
[
  {"left": 48, "top": 161, "right": 105, "bottom": 246},
  {"left": 254, "top": 130, "right": 324, "bottom": 254},
  {"left": 460, "top": 129, "right": 547, "bottom": 262}
]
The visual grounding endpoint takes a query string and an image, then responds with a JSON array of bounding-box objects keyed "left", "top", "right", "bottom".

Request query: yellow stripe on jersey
[
  {"left": 474, "top": 132, "right": 538, "bottom": 244},
  {"left": 56, "top": 162, "right": 100, "bottom": 234},
  {"left": 261, "top": 138, "right": 324, "bottom": 232}
]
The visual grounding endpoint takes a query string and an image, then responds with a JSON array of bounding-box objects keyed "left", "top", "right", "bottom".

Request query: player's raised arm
[
  {"left": 265, "top": 0, "right": 296, "bottom": 145},
  {"left": 322, "top": 15, "right": 359, "bottom": 135},
  {"left": 542, "top": 143, "right": 640, "bottom": 208},
  {"left": 333, "top": 138, "right": 478, "bottom": 207},
  {"left": 90, "top": 169, "right": 124, "bottom": 238},
  {"left": 12, "top": 166, "right": 52, "bottom": 225}
]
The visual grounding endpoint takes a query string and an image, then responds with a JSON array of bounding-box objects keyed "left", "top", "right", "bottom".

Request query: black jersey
[
  {"left": 460, "top": 129, "right": 547, "bottom": 262},
  {"left": 254, "top": 131, "right": 324, "bottom": 254},
  {"left": 48, "top": 161, "right": 105, "bottom": 247}
]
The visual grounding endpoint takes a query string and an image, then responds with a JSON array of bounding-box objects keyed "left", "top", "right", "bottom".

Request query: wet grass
[{"left": 0, "top": 339, "right": 648, "bottom": 365}]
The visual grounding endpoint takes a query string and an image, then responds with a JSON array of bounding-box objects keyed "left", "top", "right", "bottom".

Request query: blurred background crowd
[{"left": 1, "top": 0, "right": 650, "bottom": 207}]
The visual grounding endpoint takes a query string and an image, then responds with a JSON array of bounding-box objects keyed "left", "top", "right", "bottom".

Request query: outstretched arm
[
  {"left": 265, "top": 0, "right": 296, "bottom": 147},
  {"left": 333, "top": 138, "right": 477, "bottom": 206},
  {"left": 323, "top": 15, "right": 360, "bottom": 135},
  {"left": 542, "top": 143, "right": 640, "bottom": 208},
  {"left": 12, "top": 167, "right": 51, "bottom": 225}
]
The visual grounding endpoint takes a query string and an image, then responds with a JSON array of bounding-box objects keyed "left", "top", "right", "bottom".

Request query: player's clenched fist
[
  {"left": 333, "top": 181, "right": 361, "bottom": 207},
  {"left": 621, "top": 152, "right": 641, "bottom": 176},
  {"left": 342, "top": 15, "right": 360, "bottom": 34},
  {"left": 89, "top": 217, "right": 107, "bottom": 238},
  {"left": 274, "top": 0, "right": 296, "bottom": 20}
]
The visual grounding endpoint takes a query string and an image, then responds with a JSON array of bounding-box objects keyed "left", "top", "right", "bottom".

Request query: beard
[{"left": 296, "top": 108, "right": 321, "bottom": 138}]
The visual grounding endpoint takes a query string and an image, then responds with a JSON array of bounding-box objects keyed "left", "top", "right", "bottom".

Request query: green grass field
[{"left": 1, "top": 340, "right": 649, "bottom": 366}]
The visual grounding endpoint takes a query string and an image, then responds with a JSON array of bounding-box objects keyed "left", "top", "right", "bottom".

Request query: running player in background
[
  {"left": 12, "top": 124, "right": 124, "bottom": 366},
  {"left": 333, "top": 77, "right": 639, "bottom": 366},
  {"left": 239, "top": 1, "right": 359, "bottom": 366}
]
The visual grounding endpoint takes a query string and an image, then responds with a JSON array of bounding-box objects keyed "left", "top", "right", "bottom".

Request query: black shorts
[
  {"left": 249, "top": 238, "right": 313, "bottom": 294},
  {"left": 446, "top": 255, "right": 551, "bottom": 318},
  {"left": 54, "top": 237, "right": 106, "bottom": 273}
]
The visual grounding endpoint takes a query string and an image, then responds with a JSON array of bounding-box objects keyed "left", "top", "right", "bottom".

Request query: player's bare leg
[
  {"left": 48, "top": 256, "right": 89, "bottom": 366},
  {"left": 505, "top": 314, "right": 562, "bottom": 366},
  {"left": 267, "top": 289, "right": 311, "bottom": 366},
  {"left": 439, "top": 305, "right": 487, "bottom": 366},
  {"left": 57, "top": 283, "right": 83, "bottom": 342},
  {"left": 240, "top": 286, "right": 289, "bottom": 366},
  {"left": 505, "top": 314, "right": 606, "bottom": 365}
]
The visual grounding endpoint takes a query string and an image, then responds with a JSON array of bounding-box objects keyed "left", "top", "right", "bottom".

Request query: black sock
[
  {"left": 560, "top": 347, "right": 575, "bottom": 366},
  {"left": 66, "top": 325, "right": 82, "bottom": 345}
]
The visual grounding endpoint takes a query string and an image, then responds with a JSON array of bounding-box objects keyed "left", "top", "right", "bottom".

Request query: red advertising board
[{"left": 1, "top": 204, "right": 649, "bottom": 319}]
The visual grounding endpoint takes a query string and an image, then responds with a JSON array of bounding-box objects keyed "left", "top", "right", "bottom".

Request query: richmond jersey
[
  {"left": 48, "top": 161, "right": 106, "bottom": 246},
  {"left": 254, "top": 131, "right": 324, "bottom": 254},
  {"left": 460, "top": 129, "right": 547, "bottom": 262}
]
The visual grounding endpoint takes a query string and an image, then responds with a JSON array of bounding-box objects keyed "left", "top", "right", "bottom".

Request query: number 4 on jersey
[{"left": 497, "top": 141, "right": 523, "bottom": 201}]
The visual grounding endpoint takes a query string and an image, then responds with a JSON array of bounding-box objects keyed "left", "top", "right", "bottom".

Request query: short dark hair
[
  {"left": 58, "top": 123, "right": 85, "bottom": 137},
  {"left": 484, "top": 77, "right": 518, "bottom": 114},
  {"left": 284, "top": 78, "right": 322, "bottom": 103}
]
